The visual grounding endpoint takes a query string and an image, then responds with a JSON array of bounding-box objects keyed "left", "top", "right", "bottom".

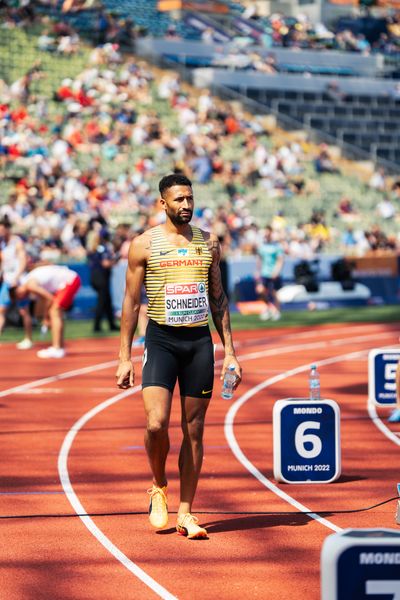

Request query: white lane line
[
  {"left": 223, "top": 329, "right": 394, "bottom": 366},
  {"left": 218, "top": 323, "right": 400, "bottom": 351},
  {"left": 225, "top": 350, "right": 367, "bottom": 534},
  {"left": 1, "top": 327, "right": 394, "bottom": 596},
  {"left": 0, "top": 360, "right": 117, "bottom": 398},
  {"left": 58, "top": 387, "right": 178, "bottom": 600},
  {"left": 368, "top": 401, "right": 400, "bottom": 447},
  {"left": 0, "top": 355, "right": 177, "bottom": 599}
]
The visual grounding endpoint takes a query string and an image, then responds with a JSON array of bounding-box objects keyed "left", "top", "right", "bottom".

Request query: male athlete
[{"left": 116, "top": 173, "right": 241, "bottom": 539}]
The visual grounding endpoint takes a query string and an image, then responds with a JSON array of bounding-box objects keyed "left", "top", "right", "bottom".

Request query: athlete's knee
[
  {"left": 146, "top": 417, "right": 169, "bottom": 436},
  {"left": 184, "top": 415, "right": 205, "bottom": 442}
]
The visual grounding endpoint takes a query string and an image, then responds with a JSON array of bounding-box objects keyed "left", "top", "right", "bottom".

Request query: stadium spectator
[
  {"left": 368, "top": 167, "right": 387, "bottom": 192},
  {"left": 376, "top": 197, "right": 396, "bottom": 220},
  {"left": 314, "top": 145, "right": 340, "bottom": 175},
  {"left": 336, "top": 196, "right": 359, "bottom": 222}
]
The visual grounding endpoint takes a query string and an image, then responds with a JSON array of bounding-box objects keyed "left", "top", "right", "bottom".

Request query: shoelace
[
  {"left": 178, "top": 513, "right": 199, "bottom": 528},
  {"left": 147, "top": 486, "right": 167, "bottom": 506}
]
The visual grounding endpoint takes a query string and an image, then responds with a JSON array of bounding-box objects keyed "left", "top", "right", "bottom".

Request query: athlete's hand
[
  {"left": 221, "top": 356, "right": 242, "bottom": 390},
  {"left": 255, "top": 282, "right": 264, "bottom": 295},
  {"left": 116, "top": 360, "right": 135, "bottom": 389}
]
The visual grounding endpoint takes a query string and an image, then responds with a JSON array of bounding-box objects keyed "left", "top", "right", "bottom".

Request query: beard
[{"left": 169, "top": 210, "right": 193, "bottom": 225}]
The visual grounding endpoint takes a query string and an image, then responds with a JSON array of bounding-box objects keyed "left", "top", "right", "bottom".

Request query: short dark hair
[
  {"left": 0, "top": 216, "right": 12, "bottom": 229},
  {"left": 159, "top": 174, "right": 192, "bottom": 198}
]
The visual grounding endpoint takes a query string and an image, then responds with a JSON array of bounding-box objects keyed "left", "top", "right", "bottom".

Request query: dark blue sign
[
  {"left": 370, "top": 350, "right": 400, "bottom": 406},
  {"left": 275, "top": 400, "right": 340, "bottom": 483},
  {"left": 337, "top": 543, "right": 400, "bottom": 599}
]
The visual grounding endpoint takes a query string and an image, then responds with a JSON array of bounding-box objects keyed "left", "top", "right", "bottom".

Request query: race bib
[{"left": 165, "top": 282, "right": 208, "bottom": 325}]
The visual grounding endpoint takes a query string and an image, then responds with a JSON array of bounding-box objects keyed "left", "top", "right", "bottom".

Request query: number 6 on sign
[
  {"left": 295, "top": 421, "right": 322, "bottom": 459},
  {"left": 273, "top": 398, "right": 341, "bottom": 483}
]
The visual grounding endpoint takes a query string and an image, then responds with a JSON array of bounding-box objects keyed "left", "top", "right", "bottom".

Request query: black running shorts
[{"left": 142, "top": 319, "right": 214, "bottom": 399}]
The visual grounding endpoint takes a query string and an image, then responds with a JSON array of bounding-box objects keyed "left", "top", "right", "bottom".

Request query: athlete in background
[
  {"left": 16, "top": 264, "right": 81, "bottom": 358},
  {"left": 0, "top": 218, "right": 33, "bottom": 349},
  {"left": 116, "top": 173, "right": 241, "bottom": 539}
]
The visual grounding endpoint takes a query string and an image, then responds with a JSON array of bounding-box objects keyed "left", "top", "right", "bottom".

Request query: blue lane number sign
[
  {"left": 273, "top": 398, "right": 341, "bottom": 484},
  {"left": 321, "top": 528, "right": 400, "bottom": 600},
  {"left": 368, "top": 349, "right": 400, "bottom": 406}
]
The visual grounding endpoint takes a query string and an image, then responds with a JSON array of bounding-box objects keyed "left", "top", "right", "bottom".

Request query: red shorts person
[{"left": 16, "top": 265, "right": 81, "bottom": 358}]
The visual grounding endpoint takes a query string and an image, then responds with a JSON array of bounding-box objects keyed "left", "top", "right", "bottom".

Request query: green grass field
[{"left": 1, "top": 305, "right": 399, "bottom": 345}]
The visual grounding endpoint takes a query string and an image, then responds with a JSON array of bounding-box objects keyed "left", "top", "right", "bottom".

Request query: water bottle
[
  {"left": 309, "top": 364, "right": 320, "bottom": 400},
  {"left": 221, "top": 365, "right": 237, "bottom": 400}
]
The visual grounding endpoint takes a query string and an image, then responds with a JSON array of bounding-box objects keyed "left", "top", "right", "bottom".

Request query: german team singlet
[{"left": 145, "top": 225, "right": 213, "bottom": 327}]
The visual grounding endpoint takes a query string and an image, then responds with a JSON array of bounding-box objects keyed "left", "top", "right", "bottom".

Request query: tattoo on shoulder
[{"left": 207, "top": 238, "right": 220, "bottom": 255}]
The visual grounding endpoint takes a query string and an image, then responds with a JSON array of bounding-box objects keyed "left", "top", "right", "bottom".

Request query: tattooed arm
[
  {"left": 206, "top": 233, "right": 242, "bottom": 388},
  {"left": 116, "top": 231, "right": 150, "bottom": 388}
]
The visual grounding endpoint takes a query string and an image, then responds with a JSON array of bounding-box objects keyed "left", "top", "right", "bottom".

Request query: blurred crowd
[
  {"left": 3, "top": 0, "right": 400, "bottom": 57},
  {"left": 0, "top": 4, "right": 400, "bottom": 276}
]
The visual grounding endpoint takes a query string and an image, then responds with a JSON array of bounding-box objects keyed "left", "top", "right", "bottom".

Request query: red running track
[{"left": 1, "top": 322, "right": 400, "bottom": 600}]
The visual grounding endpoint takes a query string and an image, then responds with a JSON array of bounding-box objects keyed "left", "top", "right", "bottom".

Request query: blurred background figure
[
  {"left": 87, "top": 227, "right": 119, "bottom": 333},
  {"left": 16, "top": 264, "right": 81, "bottom": 358},
  {"left": 0, "top": 217, "right": 33, "bottom": 349},
  {"left": 254, "top": 225, "right": 284, "bottom": 321}
]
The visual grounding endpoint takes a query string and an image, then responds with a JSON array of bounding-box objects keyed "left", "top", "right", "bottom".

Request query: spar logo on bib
[
  {"left": 165, "top": 282, "right": 208, "bottom": 325},
  {"left": 166, "top": 283, "right": 199, "bottom": 295}
]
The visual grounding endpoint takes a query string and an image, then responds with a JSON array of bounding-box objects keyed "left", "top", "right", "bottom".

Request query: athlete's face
[{"left": 161, "top": 185, "right": 194, "bottom": 225}]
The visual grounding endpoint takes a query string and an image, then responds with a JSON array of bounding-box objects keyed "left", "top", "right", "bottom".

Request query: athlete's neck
[{"left": 162, "top": 222, "right": 193, "bottom": 243}]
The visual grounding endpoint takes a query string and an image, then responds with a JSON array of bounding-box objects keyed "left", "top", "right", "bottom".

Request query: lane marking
[
  {"left": 0, "top": 354, "right": 177, "bottom": 599},
  {"left": 0, "top": 360, "right": 117, "bottom": 398},
  {"left": 1, "top": 326, "right": 398, "bottom": 596},
  {"left": 219, "top": 330, "right": 397, "bottom": 365},
  {"left": 58, "top": 387, "right": 178, "bottom": 600},
  {"left": 368, "top": 403, "right": 400, "bottom": 447},
  {"left": 0, "top": 491, "right": 64, "bottom": 495},
  {"left": 225, "top": 350, "right": 367, "bottom": 534}
]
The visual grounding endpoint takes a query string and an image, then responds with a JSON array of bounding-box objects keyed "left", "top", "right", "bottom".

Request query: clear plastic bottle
[
  {"left": 221, "top": 365, "right": 237, "bottom": 400},
  {"left": 309, "top": 364, "right": 320, "bottom": 400}
]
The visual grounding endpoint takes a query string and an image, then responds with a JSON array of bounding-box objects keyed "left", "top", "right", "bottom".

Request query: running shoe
[
  {"left": 388, "top": 408, "right": 400, "bottom": 423},
  {"left": 16, "top": 338, "right": 33, "bottom": 350},
  {"left": 147, "top": 485, "right": 168, "bottom": 529},
  {"left": 270, "top": 311, "right": 281, "bottom": 321},
  {"left": 259, "top": 310, "right": 271, "bottom": 321},
  {"left": 176, "top": 513, "right": 207, "bottom": 539},
  {"left": 37, "top": 346, "right": 66, "bottom": 359}
]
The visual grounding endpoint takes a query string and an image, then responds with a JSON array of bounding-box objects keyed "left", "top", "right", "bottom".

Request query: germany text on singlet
[{"left": 145, "top": 226, "right": 213, "bottom": 327}]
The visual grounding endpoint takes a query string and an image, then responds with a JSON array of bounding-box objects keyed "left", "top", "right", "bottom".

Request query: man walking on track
[{"left": 116, "top": 173, "right": 241, "bottom": 539}]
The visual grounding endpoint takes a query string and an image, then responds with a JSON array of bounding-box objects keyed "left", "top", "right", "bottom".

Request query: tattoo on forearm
[{"left": 209, "top": 290, "right": 225, "bottom": 309}]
